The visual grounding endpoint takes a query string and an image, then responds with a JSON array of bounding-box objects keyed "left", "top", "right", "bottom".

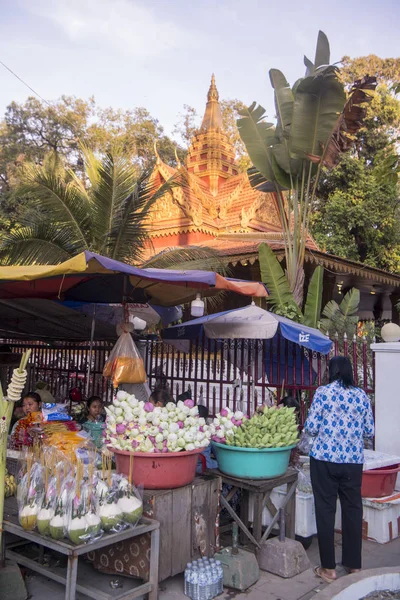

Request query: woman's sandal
[
  {"left": 314, "top": 566, "right": 337, "bottom": 584},
  {"left": 343, "top": 566, "right": 361, "bottom": 574}
]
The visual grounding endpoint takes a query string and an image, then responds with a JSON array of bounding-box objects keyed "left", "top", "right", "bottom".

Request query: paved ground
[{"left": 7, "top": 534, "right": 400, "bottom": 600}]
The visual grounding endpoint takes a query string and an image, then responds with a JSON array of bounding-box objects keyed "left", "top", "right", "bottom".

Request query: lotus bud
[
  {"left": 184, "top": 399, "right": 195, "bottom": 408},
  {"left": 116, "top": 424, "right": 126, "bottom": 435},
  {"left": 144, "top": 402, "right": 154, "bottom": 412}
]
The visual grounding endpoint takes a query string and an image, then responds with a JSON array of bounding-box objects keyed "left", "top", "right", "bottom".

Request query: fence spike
[
  {"left": 353, "top": 334, "right": 357, "bottom": 342},
  {"left": 335, "top": 332, "right": 339, "bottom": 340},
  {"left": 343, "top": 332, "right": 347, "bottom": 341}
]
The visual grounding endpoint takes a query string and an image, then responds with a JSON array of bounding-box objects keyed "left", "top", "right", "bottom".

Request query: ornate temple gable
[
  {"left": 218, "top": 176, "right": 246, "bottom": 220},
  {"left": 253, "top": 192, "right": 282, "bottom": 229},
  {"left": 187, "top": 173, "right": 218, "bottom": 219},
  {"left": 149, "top": 192, "right": 186, "bottom": 223}
]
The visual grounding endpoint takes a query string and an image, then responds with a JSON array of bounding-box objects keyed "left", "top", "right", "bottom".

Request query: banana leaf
[
  {"left": 303, "top": 266, "right": 324, "bottom": 329},
  {"left": 290, "top": 67, "right": 346, "bottom": 160},
  {"left": 259, "top": 243, "right": 301, "bottom": 317}
]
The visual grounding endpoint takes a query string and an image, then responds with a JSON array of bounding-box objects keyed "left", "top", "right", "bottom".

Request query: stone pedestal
[
  {"left": 371, "top": 342, "right": 400, "bottom": 489},
  {"left": 371, "top": 343, "right": 400, "bottom": 456}
]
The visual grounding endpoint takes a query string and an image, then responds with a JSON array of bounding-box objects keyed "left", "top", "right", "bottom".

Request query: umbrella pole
[
  {"left": 85, "top": 305, "right": 96, "bottom": 398},
  {"left": 251, "top": 340, "right": 256, "bottom": 409}
]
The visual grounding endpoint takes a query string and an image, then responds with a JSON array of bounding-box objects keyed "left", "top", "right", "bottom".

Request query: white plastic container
[{"left": 335, "top": 493, "right": 400, "bottom": 544}]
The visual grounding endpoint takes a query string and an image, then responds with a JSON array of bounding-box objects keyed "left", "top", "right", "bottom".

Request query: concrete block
[
  {"left": 0, "top": 561, "right": 27, "bottom": 600},
  {"left": 257, "top": 537, "right": 311, "bottom": 579},
  {"left": 214, "top": 547, "right": 260, "bottom": 591}
]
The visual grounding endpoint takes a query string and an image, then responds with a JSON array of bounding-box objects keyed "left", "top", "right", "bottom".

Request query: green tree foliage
[
  {"left": 312, "top": 154, "right": 400, "bottom": 272},
  {"left": 311, "top": 55, "right": 400, "bottom": 272},
  {"left": 0, "top": 96, "right": 184, "bottom": 230},
  {"left": 340, "top": 55, "right": 400, "bottom": 87}
]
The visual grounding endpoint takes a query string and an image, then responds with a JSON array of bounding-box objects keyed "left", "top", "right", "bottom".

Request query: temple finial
[
  {"left": 174, "top": 147, "right": 181, "bottom": 168},
  {"left": 154, "top": 140, "right": 160, "bottom": 163},
  {"left": 207, "top": 74, "right": 219, "bottom": 102}
]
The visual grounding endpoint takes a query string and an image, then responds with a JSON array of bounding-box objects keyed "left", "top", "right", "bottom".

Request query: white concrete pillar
[{"left": 370, "top": 342, "right": 400, "bottom": 456}]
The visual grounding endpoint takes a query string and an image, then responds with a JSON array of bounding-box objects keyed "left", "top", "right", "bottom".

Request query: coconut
[
  {"left": 37, "top": 507, "right": 54, "bottom": 536},
  {"left": 68, "top": 516, "right": 89, "bottom": 545},
  {"left": 19, "top": 504, "right": 39, "bottom": 531},
  {"left": 49, "top": 514, "right": 65, "bottom": 540},
  {"left": 85, "top": 512, "right": 101, "bottom": 536},
  {"left": 117, "top": 496, "right": 143, "bottom": 524},
  {"left": 99, "top": 503, "right": 122, "bottom": 531}
]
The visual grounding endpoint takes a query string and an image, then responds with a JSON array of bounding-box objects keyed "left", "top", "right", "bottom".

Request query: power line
[{"left": 0, "top": 59, "right": 52, "bottom": 107}]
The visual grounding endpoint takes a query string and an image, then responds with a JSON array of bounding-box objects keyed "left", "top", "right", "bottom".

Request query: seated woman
[
  {"left": 83, "top": 396, "right": 105, "bottom": 423},
  {"left": 149, "top": 388, "right": 174, "bottom": 408}
]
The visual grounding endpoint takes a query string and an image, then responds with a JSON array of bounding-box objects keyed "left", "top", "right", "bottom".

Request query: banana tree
[
  {"left": 237, "top": 31, "right": 376, "bottom": 305},
  {"left": 259, "top": 242, "right": 323, "bottom": 327},
  {"left": 259, "top": 242, "right": 360, "bottom": 335}
]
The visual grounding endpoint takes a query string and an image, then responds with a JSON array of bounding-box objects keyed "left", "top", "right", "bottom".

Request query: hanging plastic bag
[
  {"left": 103, "top": 323, "right": 147, "bottom": 387},
  {"left": 296, "top": 462, "right": 313, "bottom": 494},
  {"left": 297, "top": 430, "right": 314, "bottom": 455}
]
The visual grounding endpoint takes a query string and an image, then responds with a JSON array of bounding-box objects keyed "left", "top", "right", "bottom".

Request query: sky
[{"left": 0, "top": 0, "right": 399, "bottom": 140}]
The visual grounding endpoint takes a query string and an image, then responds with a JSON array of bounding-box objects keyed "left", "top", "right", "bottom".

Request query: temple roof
[{"left": 147, "top": 75, "right": 318, "bottom": 251}]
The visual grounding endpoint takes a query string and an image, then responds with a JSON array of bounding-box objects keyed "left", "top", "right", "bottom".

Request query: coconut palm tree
[{"left": 0, "top": 148, "right": 228, "bottom": 276}]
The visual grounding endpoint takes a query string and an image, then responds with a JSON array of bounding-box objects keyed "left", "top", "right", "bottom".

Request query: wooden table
[
  {"left": 89, "top": 475, "right": 221, "bottom": 583},
  {"left": 210, "top": 468, "right": 298, "bottom": 548},
  {"left": 1, "top": 497, "right": 160, "bottom": 600}
]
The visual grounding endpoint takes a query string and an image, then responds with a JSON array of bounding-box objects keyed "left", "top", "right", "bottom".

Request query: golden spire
[
  {"left": 207, "top": 74, "right": 219, "bottom": 102},
  {"left": 201, "top": 74, "right": 222, "bottom": 131}
]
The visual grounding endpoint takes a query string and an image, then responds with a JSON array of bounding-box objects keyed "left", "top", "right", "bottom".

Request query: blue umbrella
[
  {"left": 161, "top": 304, "right": 332, "bottom": 394},
  {"left": 161, "top": 304, "right": 332, "bottom": 354}
]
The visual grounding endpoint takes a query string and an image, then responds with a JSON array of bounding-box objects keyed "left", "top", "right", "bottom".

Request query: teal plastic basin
[{"left": 212, "top": 442, "right": 296, "bottom": 479}]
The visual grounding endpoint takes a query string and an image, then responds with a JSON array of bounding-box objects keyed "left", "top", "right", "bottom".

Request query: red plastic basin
[
  {"left": 112, "top": 447, "right": 203, "bottom": 489},
  {"left": 361, "top": 464, "right": 400, "bottom": 498}
]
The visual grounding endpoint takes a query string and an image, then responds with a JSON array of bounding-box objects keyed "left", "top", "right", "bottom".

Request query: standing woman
[{"left": 304, "top": 356, "right": 374, "bottom": 584}]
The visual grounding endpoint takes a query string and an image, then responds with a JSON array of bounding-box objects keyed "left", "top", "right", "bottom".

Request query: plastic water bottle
[
  {"left": 215, "top": 560, "right": 223, "bottom": 594},
  {"left": 192, "top": 565, "right": 200, "bottom": 600},
  {"left": 198, "top": 568, "right": 208, "bottom": 600},
  {"left": 184, "top": 563, "right": 192, "bottom": 597}
]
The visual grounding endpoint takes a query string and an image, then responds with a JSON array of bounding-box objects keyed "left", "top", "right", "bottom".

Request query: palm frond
[
  {"left": 320, "top": 288, "right": 360, "bottom": 336},
  {"left": 0, "top": 222, "right": 80, "bottom": 265},
  {"left": 143, "top": 246, "right": 230, "bottom": 276},
  {"left": 89, "top": 152, "right": 143, "bottom": 254},
  {"left": 16, "top": 158, "right": 91, "bottom": 249}
]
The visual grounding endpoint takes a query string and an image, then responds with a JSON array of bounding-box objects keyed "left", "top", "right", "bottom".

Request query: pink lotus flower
[
  {"left": 144, "top": 402, "right": 154, "bottom": 412},
  {"left": 177, "top": 421, "right": 184, "bottom": 429},
  {"left": 199, "top": 426, "right": 204, "bottom": 432},
  {"left": 116, "top": 424, "right": 126, "bottom": 434},
  {"left": 162, "top": 447, "right": 169, "bottom": 453},
  {"left": 131, "top": 440, "right": 139, "bottom": 448},
  {"left": 184, "top": 399, "right": 194, "bottom": 408},
  {"left": 149, "top": 436, "right": 156, "bottom": 443},
  {"left": 220, "top": 408, "right": 229, "bottom": 417}
]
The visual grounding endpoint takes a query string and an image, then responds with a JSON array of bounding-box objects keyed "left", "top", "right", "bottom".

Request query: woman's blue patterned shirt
[{"left": 304, "top": 380, "right": 374, "bottom": 464}]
